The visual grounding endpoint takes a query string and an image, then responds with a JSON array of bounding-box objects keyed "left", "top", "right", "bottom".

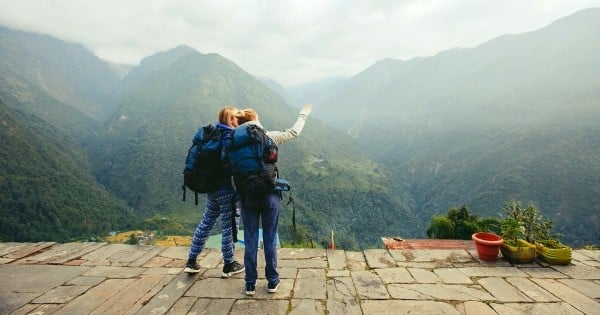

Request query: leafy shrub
[{"left": 426, "top": 205, "right": 499, "bottom": 240}]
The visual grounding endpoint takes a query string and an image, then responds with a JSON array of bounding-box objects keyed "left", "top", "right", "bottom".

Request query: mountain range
[
  {"left": 0, "top": 8, "right": 598, "bottom": 247},
  {"left": 314, "top": 8, "right": 599, "bottom": 246}
]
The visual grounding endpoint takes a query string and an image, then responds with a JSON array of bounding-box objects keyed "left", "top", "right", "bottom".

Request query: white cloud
[{"left": 0, "top": 0, "right": 599, "bottom": 87}]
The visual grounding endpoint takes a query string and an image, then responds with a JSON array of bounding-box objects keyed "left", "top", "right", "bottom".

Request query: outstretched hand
[{"left": 300, "top": 104, "right": 313, "bottom": 117}]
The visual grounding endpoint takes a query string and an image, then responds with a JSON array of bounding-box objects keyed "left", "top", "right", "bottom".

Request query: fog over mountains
[
  {"left": 1, "top": 8, "right": 598, "bottom": 247},
  {"left": 310, "top": 8, "right": 600, "bottom": 246}
]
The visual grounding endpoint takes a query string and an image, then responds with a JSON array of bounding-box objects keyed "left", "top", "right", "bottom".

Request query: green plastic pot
[
  {"left": 535, "top": 242, "right": 572, "bottom": 265},
  {"left": 500, "top": 239, "right": 536, "bottom": 264}
]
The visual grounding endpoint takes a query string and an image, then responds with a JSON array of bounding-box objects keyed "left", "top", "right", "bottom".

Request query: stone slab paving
[
  {"left": 352, "top": 270, "right": 390, "bottom": 299},
  {"left": 559, "top": 278, "right": 600, "bottom": 300},
  {"left": 434, "top": 267, "right": 473, "bottom": 284},
  {"left": 23, "top": 242, "right": 107, "bottom": 265},
  {"left": 326, "top": 276, "right": 361, "bottom": 314},
  {"left": 478, "top": 277, "right": 532, "bottom": 302},
  {"left": 326, "top": 249, "right": 346, "bottom": 270},
  {"left": 0, "top": 242, "right": 599, "bottom": 314},
  {"left": 362, "top": 300, "right": 460, "bottom": 314},
  {"left": 462, "top": 301, "right": 497, "bottom": 315},
  {"left": 374, "top": 267, "right": 415, "bottom": 284},
  {"left": 552, "top": 264, "right": 600, "bottom": 279},
  {"left": 290, "top": 298, "right": 326, "bottom": 315},
  {"left": 294, "top": 269, "right": 327, "bottom": 299},
  {"left": 505, "top": 277, "right": 560, "bottom": 302},
  {"left": 407, "top": 267, "right": 439, "bottom": 283},
  {"left": 531, "top": 278, "right": 600, "bottom": 315},
  {"left": 2, "top": 242, "right": 56, "bottom": 260},
  {"left": 363, "top": 249, "right": 396, "bottom": 269},
  {"left": 490, "top": 302, "right": 585, "bottom": 314}
]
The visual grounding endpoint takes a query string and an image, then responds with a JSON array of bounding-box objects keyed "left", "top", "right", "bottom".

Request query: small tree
[
  {"left": 426, "top": 216, "right": 454, "bottom": 239},
  {"left": 533, "top": 216, "right": 565, "bottom": 248},
  {"left": 500, "top": 199, "right": 541, "bottom": 245},
  {"left": 126, "top": 233, "right": 138, "bottom": 245}
]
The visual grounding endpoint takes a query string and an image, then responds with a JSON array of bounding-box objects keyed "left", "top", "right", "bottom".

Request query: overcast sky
[{"left": 1, "top": 1, "right": 599, "bottom": 88}]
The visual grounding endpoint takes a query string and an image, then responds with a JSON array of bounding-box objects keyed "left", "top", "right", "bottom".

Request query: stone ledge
[{"left": 0, "top": 241, "right": 598, "bottom": 315}]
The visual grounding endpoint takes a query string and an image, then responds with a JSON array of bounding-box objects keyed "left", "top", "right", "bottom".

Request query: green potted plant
[
  {"left": 534, "top": 217, "right": 572, "bottom": 265},
  {"left": 499, "top": 200, "right": 537, "bottom": 264}
]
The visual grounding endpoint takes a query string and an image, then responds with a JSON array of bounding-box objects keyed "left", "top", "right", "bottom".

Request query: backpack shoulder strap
[{"left": 247, "top": 125, "right": 266, "bottom": 155}]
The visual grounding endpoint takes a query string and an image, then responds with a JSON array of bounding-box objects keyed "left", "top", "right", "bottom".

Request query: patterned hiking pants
[{"left": 188, "top": 187, "right": 235, "bottom": 263}]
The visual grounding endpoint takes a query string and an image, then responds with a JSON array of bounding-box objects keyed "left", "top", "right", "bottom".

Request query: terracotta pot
[
  {"left": 500, "top": 240, "right": 536, "bottom": 264},
  {"left": 472, "top": 232, "right": 503, "bottom": 261}
]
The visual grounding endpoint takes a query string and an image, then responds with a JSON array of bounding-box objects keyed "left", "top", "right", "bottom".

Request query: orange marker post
[{"left": 330, "top": 230, "right": 335, "bottom": 250}]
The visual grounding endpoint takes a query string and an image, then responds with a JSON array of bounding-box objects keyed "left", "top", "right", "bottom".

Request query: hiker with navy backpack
[
  {"left": 226, "top": 104, "right": 313, "bottom": 296},
  {"left": 182, "top": 106, "right": 245, "bottom": 277}
]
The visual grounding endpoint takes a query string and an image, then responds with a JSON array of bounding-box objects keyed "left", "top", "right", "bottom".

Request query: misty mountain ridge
[
  {"left": 96, "top": 46, "right": 421, "bottom": 247},
  {"left": 1, "top": 27, "right": 420, "bottom": 247},
  {"left": 311, "top": 7, "right": 600, "bottom": 246},
  {"left": 0, "top": 26, "right": 121, "bottom": 120},
  {"left": 316, "top": 8, "right": 600, "bottom": 129},
  {"left": 0, "top": 8, "right": 598, "bottom": 247}
]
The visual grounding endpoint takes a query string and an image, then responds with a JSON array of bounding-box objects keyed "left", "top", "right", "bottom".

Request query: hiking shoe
[
  {"left": 183, "top": 259, "right": 201, "bottom": 273},
  {"left": 222, "top": 261, "right": 245, "bottom": 278},
  {"left": 267, "top": 279, "right": 280, "bottom": 293},
  {"left": 245, "top": 283, "right": 255, "bottom": 296}
]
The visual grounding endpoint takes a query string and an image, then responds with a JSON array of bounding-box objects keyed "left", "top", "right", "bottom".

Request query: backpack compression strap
[
  {"left": 286, "top": 192, "right": 296, "bottom": 231},
  {"left": 181, "top": 185, "right": 199, "bottom": 205},
  {"left": 248, "top": 125, "right": 267, "bottom": 170}
]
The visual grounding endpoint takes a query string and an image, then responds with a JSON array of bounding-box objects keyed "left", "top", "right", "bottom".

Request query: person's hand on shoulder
[{"left": 300, "top": 104, "right": 313, "bottom": 118}]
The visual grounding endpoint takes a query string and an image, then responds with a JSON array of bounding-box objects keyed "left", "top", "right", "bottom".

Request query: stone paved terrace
[{"left": 1, "top": 241, "right": 599, "bottom": 315}]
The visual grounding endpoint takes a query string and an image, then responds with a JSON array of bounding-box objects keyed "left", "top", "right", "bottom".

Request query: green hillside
[
  {"left": 316, "top": 8, "right": 600, "bottom": 246},
  {"left": 1, "top": 9, "right": 598, "bottom": 248},
  {"left": 0, "top": 27, "right": 137, "bottom": 243},
  {"left": 0, "top": 99, "right": 134, "bottom": 242},
  {"left": 0, "top": 26, "right": 423, "bottom": 248},
  {"left": 93, "top": 49, "right": 422, "bottom": 248}
]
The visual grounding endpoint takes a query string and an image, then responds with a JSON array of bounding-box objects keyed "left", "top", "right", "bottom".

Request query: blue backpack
[
  {"left": 226, "top": 124, "right": 278, "bottom": 196},
  {"left": 182, "top": 124, "right": 222, "bottom": 204}
]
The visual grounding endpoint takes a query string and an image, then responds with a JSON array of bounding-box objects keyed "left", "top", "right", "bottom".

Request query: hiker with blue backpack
[
  {"left": 183, "top": 106, "right": 245, "bottom": 277},
  {"left": 226, "top": 104, "right": 313, "bottom": 296}
]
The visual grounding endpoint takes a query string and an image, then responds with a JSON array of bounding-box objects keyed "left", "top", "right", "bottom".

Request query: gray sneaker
[
  {"left": 222, "top": 261, "right": 245, "bottom": 278},
  {"left": 183, "top": 259, "right": 201, "bottom": 273}
]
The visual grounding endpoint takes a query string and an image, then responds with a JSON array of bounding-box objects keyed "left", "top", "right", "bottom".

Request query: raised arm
[{"left": 266, "top": 104, "right": 313, "bottom": 145}]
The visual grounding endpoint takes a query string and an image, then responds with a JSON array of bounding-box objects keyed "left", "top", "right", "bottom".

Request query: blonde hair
[
  {"left": 218, "top": 106, "right": 239, "bottom": 125},
  {"left": 236, "top": 108, "right": 258, "bottom": 124}
]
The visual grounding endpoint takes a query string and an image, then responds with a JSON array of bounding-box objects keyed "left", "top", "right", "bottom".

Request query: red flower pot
[{"left": 472, "top": 232, "right": 503, "bottom": 261}]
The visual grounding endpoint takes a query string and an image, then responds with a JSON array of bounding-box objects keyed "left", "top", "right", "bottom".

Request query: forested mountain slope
[
  {"left": 2, "top": 9, "right": 598, "bottom": 247},
  {"left": 1, "top": 25, "right": 422, "bottom": 248},
  {"left": 315, "top": 8, "right": 600, "bottom": 246},
  {"left": 0, "top": 99, "right": 133, "bottom": 241},
  {"left": 93, "top": 48, "right": 422, "bottom": 248}
]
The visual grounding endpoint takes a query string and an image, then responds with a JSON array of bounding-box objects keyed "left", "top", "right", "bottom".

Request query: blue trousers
[
  {"left": 242, "top": 192, "right": 280, "bottom": 285},
  {"left": 188, "top": 186, "right": 235, "bottom": 264}
]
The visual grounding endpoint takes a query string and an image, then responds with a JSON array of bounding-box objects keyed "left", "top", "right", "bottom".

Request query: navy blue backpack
[{"left": 182, "top": 124, "right": 222, "bottom": 204}]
